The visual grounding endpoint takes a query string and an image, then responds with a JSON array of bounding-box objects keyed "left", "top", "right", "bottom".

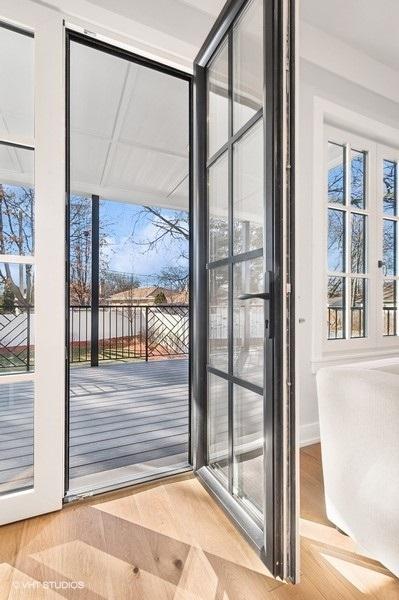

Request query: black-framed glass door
[{"left": 193, "top": 0, "right": 296, "bottom": 580}]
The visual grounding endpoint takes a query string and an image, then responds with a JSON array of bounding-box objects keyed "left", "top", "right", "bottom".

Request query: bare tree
[
  {"left": 101, "top": 271, "right": 140, "bottom": 301},
  {"left": 157, "top": 265, "right": 188, "bottom": 292},
  {"left": 69, "top": 196, "right": 112, "bottom": 305},
  {"left": 130, "top": 206, "right": 189, "bottom": 291},
  {"left": 0, "top": 184, "right": 34, "bottom": 309}
]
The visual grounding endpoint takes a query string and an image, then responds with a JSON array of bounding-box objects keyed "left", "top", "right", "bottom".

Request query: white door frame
[{"left": 0, "top": 0, "right": 65, "bottom": 524}]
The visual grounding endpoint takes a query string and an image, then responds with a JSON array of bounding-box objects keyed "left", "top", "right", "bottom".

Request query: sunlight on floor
[
  {"left": 300, "top": 518, "right": 356, "bottom": 552},
  {"left": 300, "top": 518, "right": 399, "bottom": 597},
  {"left": 320, "top": 552, "right": 397, "bottom": 595},
  {"left": 91, "top": 477, "right": 271, "bottom": 576}
]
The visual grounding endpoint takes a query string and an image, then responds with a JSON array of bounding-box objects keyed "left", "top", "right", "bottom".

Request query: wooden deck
[{"left": 0, "top": 358, "right": 189, "bottom": 495}]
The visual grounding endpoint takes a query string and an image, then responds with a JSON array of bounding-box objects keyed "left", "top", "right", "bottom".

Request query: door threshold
[{"left": 64, "top": 464, "right": 192, "bottom": 503}]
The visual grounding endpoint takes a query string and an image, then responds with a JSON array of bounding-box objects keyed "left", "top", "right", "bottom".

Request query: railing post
[
  {"left": 26, "top": 305, "right": 31, "bottom": 372},
  {"left": 145, "top": 306, "right": 149, "bottom": 362},
  {"left": 91, "top": 194, "right": 100, "bottom": 367}
]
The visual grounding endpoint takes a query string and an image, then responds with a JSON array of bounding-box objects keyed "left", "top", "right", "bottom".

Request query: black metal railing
[
  {"left": 69, "top": 304, "right": 189, "bottom": 365},
  {"left": 328, "top": 306, "right": 366, "bottom": 339},
  {"left": 0, "top": 306, "right": 34, "bottom": 372}
]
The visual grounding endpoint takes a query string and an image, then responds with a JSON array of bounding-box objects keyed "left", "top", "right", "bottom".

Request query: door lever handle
[{"left": 238, "top": 292, "right": 270, "bottom": 301}]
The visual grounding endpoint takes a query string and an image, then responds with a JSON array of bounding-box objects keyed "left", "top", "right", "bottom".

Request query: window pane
[
  {"left": 351, "top": 213, "right": 366, "bottom": 274},
  {"left": 208, "top": 373, "right": 229, "bottom": 483},
  {"left": 328, "top": 209, "right": 345, "bottom": 272},
  {"left": 328, "top": 276, "right": 345, "bottom": 339},
  {"left": 0, "top": 146, "right": 34, "bottom": 256},
  {"left": 383, "top": 160, "right": 396, "bottom": 216},
  {"left": 208, "top": 266, "right": 228, "bottom": 372},
  {"left": 0, "top": 26, "right": 34, "bottom": 140},
  {"left": 233, "top": 257, "right": 264, "bottom": 387},
  {"left": 328, "top": 142, "right": 345, "bottom": 204},
  {"left": 233, "top": 385, "right": 263, "bottom": 517},
  {"left": 233, "top": 0, "right": 263, "bottom": 132},
  {"left": 207, "top": 40, "right": 229, "bottom": 158},
  {"left": 0, "top": 380, "right": 34, "bottom": 494},
  {"left": 0, "top": 263, "right": 34, "bottom": 373},
  {"left": 233, "top": 120, "right": 264, "bottom": 254},
  {"left": 383, "top": 280, "right": 397, "bottom": 336},
  {"left": 383, "top": 219, "right": 396, "bottom": 276},
  {"left": 351, "top": 150, "right": 366, "bottom": 209},
  {"left": 208, "top": 153, "right": 228, "bottom": 261},
  {"left": 350, "top": 278, "right": 366, "bottom": 338}
]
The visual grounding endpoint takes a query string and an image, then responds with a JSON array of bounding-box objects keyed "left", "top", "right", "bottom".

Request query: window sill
[{"left": 311, "top": 346, "right": 399, "bottom": 373}]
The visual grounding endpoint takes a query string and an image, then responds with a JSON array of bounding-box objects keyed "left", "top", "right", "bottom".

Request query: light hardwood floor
[{"left": 0, "top": 444, "right": 398, "bottom": 599}]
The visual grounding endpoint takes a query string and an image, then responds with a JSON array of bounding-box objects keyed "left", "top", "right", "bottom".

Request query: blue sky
[{"left": 100, "top": 200, "right": 188, "bottom": 284}]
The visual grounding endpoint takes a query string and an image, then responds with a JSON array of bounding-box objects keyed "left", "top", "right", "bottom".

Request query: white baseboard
[{"left": 300, "top": 422, "right": 320, "bottom": 447}]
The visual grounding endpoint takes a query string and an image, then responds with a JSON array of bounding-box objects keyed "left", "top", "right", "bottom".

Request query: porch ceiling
[{"left": 69, "top": 41, "right": 190, "bottom": 211}]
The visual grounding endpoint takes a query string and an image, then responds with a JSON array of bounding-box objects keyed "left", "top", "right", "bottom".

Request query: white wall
[{"left": 297, "top": 26, "right": 399, "bottom": 445}]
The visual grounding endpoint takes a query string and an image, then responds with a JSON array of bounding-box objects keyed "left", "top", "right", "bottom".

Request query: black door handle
[{"left": 238, "top": 292, "right": 270, "bottom": 301}]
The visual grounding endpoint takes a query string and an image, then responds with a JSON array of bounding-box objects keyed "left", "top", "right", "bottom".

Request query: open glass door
[
  {"left": 193, "top": 0, "right": 296, "bottom": 580},
  {"left": 0, "top": 1, "right": 65, "bottom": 524}
]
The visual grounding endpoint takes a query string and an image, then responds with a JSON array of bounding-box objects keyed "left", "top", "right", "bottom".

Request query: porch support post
[{"left": 91, "top": 194, "right": 100, "bottom": 367}]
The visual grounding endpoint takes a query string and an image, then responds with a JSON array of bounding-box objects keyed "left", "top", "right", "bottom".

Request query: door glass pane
[
  {"left": 0, "top": 263, "right": 34, "bottom": 373},
  {"left": 208, "top": 266, "right": 229, "bottom": 373},
  {"left": 350, "top": 278, "right": 366, "bottom": 338},
  {"left": 351, "top": 150, "right": 365, "bottom": 209},
  {"left": 233, "top": 385, "right": 263, "bottom": 517},
  {"left": 233, "top": 120, "right": 263, "bottom": 254},
  {"left": 328, "top": 276, "right": 345, "bottom": 339},
  {"left": 383, "top": 219, "right": 396, "bottom": 276},
  {"left": 233, "top": 0, "right": 263, "bottom": 132},
  {"left": 208, "top": 153, "right": 228, "bottom": 261},
  {"left": 383, "top": 160, "right": 396, "bottom": 216},
  {"left": 328, "top": 209, "right": 345, "bottom": 272},
  {"left": 233, "top": 257, "right": 264, "bottom": 387},
  {"left": 207, "top": 39, "right": 229, "bottom": 158},
  {"left": 0, "top": 26, "right": 34, "bottom": 140},
  {"left": 383, "top": 280, "right": 397, "bottom": 336},
  {"left": 0, "top": 145, "right": 34, "bottom": 255},
  {"left": 351, "top": 213, "right": 366, "bottom": 273},
  {"left": 0, "top": 379, "right": 34, "bottom": 495},
  {"left": 208, "top": 374, "right": 229, "bottom": 484},
  {"left": 328, "top": 142, "right": 345, "bottom": 204}
]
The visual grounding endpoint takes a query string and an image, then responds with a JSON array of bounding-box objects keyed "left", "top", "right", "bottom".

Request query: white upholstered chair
[{"left": 316, "top": 360, "right": 399, "bottom": 577}]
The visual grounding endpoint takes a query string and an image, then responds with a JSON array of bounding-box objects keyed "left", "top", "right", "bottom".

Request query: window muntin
[{"left": 327, "top": 140, "right": 368, "bottom": 340}]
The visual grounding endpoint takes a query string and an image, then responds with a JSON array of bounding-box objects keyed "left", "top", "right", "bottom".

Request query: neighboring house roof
[{"left": 105, "top": 286, "right": 188, "bottom": 304}]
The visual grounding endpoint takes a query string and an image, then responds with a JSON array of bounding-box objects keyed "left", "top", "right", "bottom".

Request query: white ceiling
[
  {"left": 301, "top": 0, "right": 399, "bottom": 72},
  {"left": 85, "top": 0, "right": 225, "bottom": 49},
  {"left": 70, "top": 41, "right": 190, "bottom": 209},
  {"left": 34, "top": 0, "right": 225, "bottom": 67}
]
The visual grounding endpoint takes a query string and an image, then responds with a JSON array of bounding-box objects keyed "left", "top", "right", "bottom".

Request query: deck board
[{"left": 0, "top": 358, "right": 189, "bottom": 494}]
